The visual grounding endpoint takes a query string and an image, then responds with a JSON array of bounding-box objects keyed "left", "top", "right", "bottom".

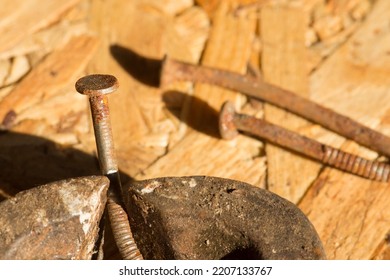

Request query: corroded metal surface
[
  {"left": 76, "top": 75, "right": 118, "bottom": 176},
  {"left": 107, "top": 194, "right": 143, "bottom": 260},
  {"left": 125, "top": 176, "right": 326, "bottom": 260},
  {"left": 76, "top": 74, "right": 143, "bottom": 260},
  {"left": 75, "top": 74, "right": 119, "bottom": 96},
  {"left": 0, "top": 176, "right": 109, "bottom": 260},
  {"left": 219, "top": 101, "right": 390, "bottom": 182},
  {"left": 161, "top": 57, "right": 390, "bottom": 157}
]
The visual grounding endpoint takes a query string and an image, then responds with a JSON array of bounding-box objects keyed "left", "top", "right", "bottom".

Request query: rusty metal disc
[{"left": 124, "top": 176, "right": 326, "bottom": 260}]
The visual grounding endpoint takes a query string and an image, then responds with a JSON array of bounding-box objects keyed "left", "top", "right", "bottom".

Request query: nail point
[
  {"left": 219, "top": 101, "right": 239, "bottom": 140},
  {"left": 160, "top": 56, "right": 176, "bottom": 89}
]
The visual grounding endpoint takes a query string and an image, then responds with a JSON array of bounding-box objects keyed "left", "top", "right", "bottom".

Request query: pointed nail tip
[
  {"left": 219, "top": 101, "right": 239, "bottom": 140},
  {"left": 160, "top": 55, "right": 176, "bottom": 89}
]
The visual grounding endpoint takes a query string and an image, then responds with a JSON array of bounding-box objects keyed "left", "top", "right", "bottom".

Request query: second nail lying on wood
[
  {"left": 161, "top": 57, "right": 390, "bottom": 158},
  {"left": 219, "top": 101, "right": 390, "bottom": 182}
]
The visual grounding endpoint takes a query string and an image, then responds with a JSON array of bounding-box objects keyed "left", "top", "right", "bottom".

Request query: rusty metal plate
[{"left": 125, "top": 176, "right": 326, "bottom": 260}]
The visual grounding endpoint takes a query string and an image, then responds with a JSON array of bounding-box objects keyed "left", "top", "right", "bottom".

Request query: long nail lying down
[
  {"left": 219, "top": 101, "right": 390, "bottom": 182},
  {"left": 160, "top": 56, "right": 390, "bottom": 158}
]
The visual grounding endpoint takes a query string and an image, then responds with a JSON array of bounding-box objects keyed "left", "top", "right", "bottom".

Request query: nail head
[{"left": 75, "top": 74, "right": 119, "bottom": 96}]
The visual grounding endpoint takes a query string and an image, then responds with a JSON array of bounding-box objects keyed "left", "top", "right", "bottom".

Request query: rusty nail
[
  {"left": 76, "top": 74, "right": 119, "bottom": 176},
  {"left": 76, "top": 74, "right": 143, "bottom": 260},
  {"left": 219, "top": 101, "right": 390, "bottom": 182},
  {"left": 161, "top": 57, "right": 390, "bottom": 158}
]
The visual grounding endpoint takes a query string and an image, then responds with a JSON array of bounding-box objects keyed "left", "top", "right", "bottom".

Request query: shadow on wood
[
  {"left": 110, "top": 44, "right": 221, "bottom": 138},
  {"left": 110, "top": 44, "right": 162, "bottom": 88},
  {"left": 0, "top": 131, "right": 134, "bottom": 199},
  {"left": 0, "top": 131, "right": 136, "bottom": 259}
]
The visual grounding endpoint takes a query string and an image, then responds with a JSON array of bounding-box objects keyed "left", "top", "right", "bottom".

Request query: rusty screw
[
  {"left": 76, "top": 74, "right": 143, "bottom": 260},
  {"left": 161, "top": 57, "right": 390, "bottom": 158},
  {"left": 219, "top": 101, "right": 390, "bottom": 182}
]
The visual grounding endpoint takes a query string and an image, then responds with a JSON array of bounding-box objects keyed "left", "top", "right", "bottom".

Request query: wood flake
[
  {"left": 0, "top": 35, "right": 98, "bottom": 125},
  {"left": 0, "top": 0, "right": 82, "bottom": 55}
]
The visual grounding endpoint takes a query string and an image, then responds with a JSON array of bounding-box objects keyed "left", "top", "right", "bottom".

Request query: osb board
[
  {"left": 261, "top": 3, "right": 322, "bottom": 203},
  {"left": 0, "top": 0, "right": 389, "bottom": 260},
  {"left": 0, "top": 0, "right": 82, "bottom": 56},
  {"left": 299, "top": 0, "right": 390, "bottom": 259}
]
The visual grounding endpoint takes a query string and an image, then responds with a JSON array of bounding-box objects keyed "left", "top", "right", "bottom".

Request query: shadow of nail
[
  {"left": 110, "top": 44, "right": 222, "bottom": 139},
  {"left": 110, "top": 44, "right": 162, "bottom": 88},
  {"left": 0, "top": 131, "right": 134, "bottom": 259},
  {"left": 162, "top": 91, "right": 221, "bottom": 139}
]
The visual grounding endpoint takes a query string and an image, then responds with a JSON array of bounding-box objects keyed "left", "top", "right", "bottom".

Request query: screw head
[
  {"left": 75, "top": 74, "right": 119, "bottom": 96},
  {"left": 219, "top": 101, "right": 239, "bottom": 140}
]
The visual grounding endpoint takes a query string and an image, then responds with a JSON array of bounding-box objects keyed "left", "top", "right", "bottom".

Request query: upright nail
[
  {"left": 76, "top": 74, "right": 143, "bottom": 260},
  {"left": 76, "top": 74, "right": 119, "bottom": 176},
  {"left": 161, "top": 57, "right": 390, "bottom": 158},
  {"left": 219, "top": 101, "right": 390, "bottom": 182}
]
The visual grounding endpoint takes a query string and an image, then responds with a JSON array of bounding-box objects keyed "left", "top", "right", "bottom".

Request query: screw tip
[
  {"left": 219, "top": 101, "right": 239, "bottom": 140},
  {"left": 76, "top": 74, "right": 119, "bottom": 95}
]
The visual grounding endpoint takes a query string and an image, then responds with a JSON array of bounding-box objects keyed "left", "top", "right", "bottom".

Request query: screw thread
[
  {"left": 107, "top": 196, "right": 143, "bottom": 260},
  {"left": 321, "top": 146, "right": 390, "bottom": 182}
]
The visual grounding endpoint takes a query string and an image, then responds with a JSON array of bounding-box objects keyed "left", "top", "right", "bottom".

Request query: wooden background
[{"left": 0, "top": 0, "right": 389, "bottom": 259}]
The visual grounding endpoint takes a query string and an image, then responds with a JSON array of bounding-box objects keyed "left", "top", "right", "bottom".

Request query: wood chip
[
  {"left": 0, "top": 21, "right": 88, "bottom": 61},
  {"left": 314, "top": 15, "right": 343, "bottom": 40},
  {"left": 173, "top": 7, "right": 210, "bottom": 62},
  {"left": 138, "top": 0, "right": 193, "bottom": 16},
  {"left": 4, "top": 56, "right": 30, "bottom": 86},
  {"left": 0, "top": 35, "right": 98, "bottom": 125},
  {"left": 0, "top": 60, "right": 11, "bottom": 87},
  {"left": 0, "top": 0, "right": 82, "bottom": 54}
]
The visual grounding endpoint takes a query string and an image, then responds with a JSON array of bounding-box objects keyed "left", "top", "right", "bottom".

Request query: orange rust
[
  {"left": 75, "top": 74, "right": 143, "bottom": 260},
  {"left": 219, "top": 101, "right": 390, "bottom": 182},
  {"left": 162, "top": 57, "right": 390, "bottom": 157},
  {"left": 89, "top": 95, "right": 110, "bottom": 123}
]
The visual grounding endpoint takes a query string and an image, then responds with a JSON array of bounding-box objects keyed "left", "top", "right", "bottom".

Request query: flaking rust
[{"left": 0, "top": 176, "right": 109, "bottom": 260}]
